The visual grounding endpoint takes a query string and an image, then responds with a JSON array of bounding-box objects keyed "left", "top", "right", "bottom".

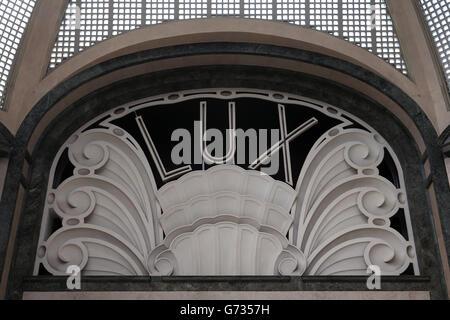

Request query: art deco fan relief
[{"left": 34, "top": 89, "right": 418, "bottom": 276}]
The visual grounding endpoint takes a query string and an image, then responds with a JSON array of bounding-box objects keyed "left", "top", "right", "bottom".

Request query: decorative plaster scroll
[
  {"left": 293, "top": 126, "right": 415, "bottom": 275},
  {"left": 38, "top": 126, "right": 159, "bottom": 275}
]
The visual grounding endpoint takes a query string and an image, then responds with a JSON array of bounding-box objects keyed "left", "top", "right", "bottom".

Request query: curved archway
[
  {"left": 0, "top": 19, "right": 428, "bottom": 138},
  {"left": 1, "top": 44, "right": 449, "bottom": 299}
]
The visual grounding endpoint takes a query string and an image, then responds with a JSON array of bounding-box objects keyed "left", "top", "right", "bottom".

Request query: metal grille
[
  {"left": 244, "top": 0, "right": 273, "bottom": 20},
  {"left": 79, "top": 0, "right": 109, "bottom": 52},
  {"left": 310, "top": 0, "right": 339, "bottom": 37},
  {"left": 374, "top": 0, "right": 406, "bottom": 75},
  {"left": 212, "top": 0, "right": 240, "bottom": 17},
  {"left": 0, "top": 0, "right": 36, "bottom": 109},
  {"left": 146, "top": 0, "right": 176, "bottom": 24},
  {"left": 113, "top": 0, "right": 143, "bottom": 36},
  {"left": 276, "top": 0, "right": 307, "bottom": 25},
  {"left": 179, "top": 0, "right": 208, "bottom": 19},
  {"left": 342, "top": 0, "right": 372, "bottom": 51},
  {"left": 420, "top": 0, "right": 450, "bottom": 89},
  {"left": 50, "top": 3, "right": 78, "bottom": 69},
  {"left": 48, "top": 0, "right": 408, "bottom": 75}
]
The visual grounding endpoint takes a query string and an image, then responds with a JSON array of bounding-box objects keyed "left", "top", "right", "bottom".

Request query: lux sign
[{"left": 135, "top": 101, "right": 318, "bottom": 184}]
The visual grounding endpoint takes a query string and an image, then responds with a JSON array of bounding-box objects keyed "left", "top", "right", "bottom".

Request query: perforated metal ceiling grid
[
  {"left": 0, "top": 0, "right": 36, "bottom": 109},
  {"left": 420, "top": 0, "right": 450, "bottom": 90},
  {"left": 48, "top": 0, "right": 408, "bottom": 75}
]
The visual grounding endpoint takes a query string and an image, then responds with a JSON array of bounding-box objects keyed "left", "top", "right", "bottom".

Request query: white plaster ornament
[{"left": 34, "top": 89, "right": 418, "bottom": 276}]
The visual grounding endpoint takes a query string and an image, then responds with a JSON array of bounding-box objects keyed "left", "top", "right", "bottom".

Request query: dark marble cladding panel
[
  {"left": 21, "top": 276, "right": 431, "bottom": 292},
  {"left": 0, "top": 122, "right": 13, "bottom": 156},
  {"left": 1, "top": 43, "right": 449, "bottom": 299}
]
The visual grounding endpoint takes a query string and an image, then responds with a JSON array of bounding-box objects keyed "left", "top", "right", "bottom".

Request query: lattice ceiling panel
[
  {"left": 0, "top": 0, "right": 36, "bottom": 109},
  {"left": 48, "top": 1, "right": 408, "bottom": 76},
  {"left": 276, "top": 0, "right": 307, "bottom": 25},
  {"left": 179, "top": 0, "right": 208, "bottom": 19},
  {"left": 211, "top": 0, "right": 240, "bottom": 17},
  {"left": 374, "top": 0, "right": 406, "bottom": 75},
  {"left": 342, "top": 0, "right": 373, "bottom": 51},
  {"left": 112, "top": 0, "right": 143, "bottom": 36},
  {"left": 420, "top": 0, "right": 450, "bottom": 89},
  {"left": 146, "top": 0, "right": 176, "bottom": 24}
]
